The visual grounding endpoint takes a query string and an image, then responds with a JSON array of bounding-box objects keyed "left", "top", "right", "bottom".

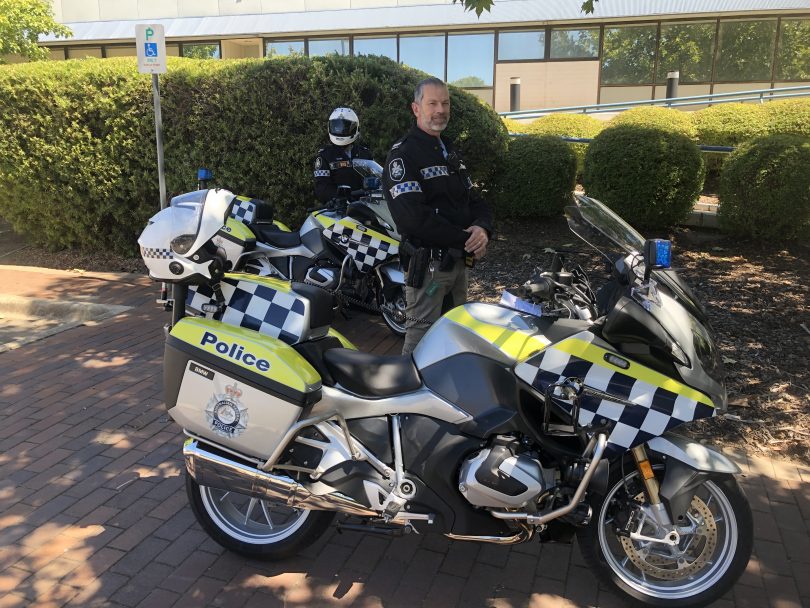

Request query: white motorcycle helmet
[
  {"left": 328, "top": 107, "right": 359, "bottom": 146},
  {"left": 138, "top": 189, "right": 236, "bottom": 284}
]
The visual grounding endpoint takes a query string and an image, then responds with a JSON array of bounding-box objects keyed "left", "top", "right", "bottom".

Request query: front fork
[{"left": 631, "top": 444, "right": 673, "bottom": 527}]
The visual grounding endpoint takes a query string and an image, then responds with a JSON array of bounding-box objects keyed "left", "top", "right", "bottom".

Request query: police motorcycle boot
[{"left": 139, "top": 189, "right": 753, "bottom": 607}]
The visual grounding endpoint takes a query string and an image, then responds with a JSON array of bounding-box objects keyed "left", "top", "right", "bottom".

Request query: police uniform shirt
[
  {"left": 382, "top": 126, "right": 493, "bottom": 250},
  {"left": 313, "top": 143, "right": 374, "bottom": 204}
]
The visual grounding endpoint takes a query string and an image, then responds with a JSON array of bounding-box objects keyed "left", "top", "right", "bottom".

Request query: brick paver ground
[{"left": 1, "top": 266, "right": 808, "bottom": 608}]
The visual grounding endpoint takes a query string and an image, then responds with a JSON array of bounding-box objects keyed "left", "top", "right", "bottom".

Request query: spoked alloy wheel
[
  {"left": 186, "top": 473, "right": 333, "bottom": 560},
  {"left": 380, "top": 285, "right": 407, "bottom": 336},
  {"left": 578, "top": 467, "right": 752, "bottom": 607}
]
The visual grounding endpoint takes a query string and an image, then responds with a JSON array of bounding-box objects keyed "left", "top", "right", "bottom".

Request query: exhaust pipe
[{"left": 184, "top": 440, "right": 378, "bottom": 518}]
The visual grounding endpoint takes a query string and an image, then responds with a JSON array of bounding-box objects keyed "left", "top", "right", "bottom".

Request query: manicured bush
[
  {"left": 525, "top": 113, "right": 605, "bottom": 179},
  {"left": 609, "top": 106, "right": 698, "bottom": 140},
  {"left": 692, "top": 103, "right": 771, "bottom": 187},
  {"left": 583, "top": 124, "right": 705, "bottom": 230},
  {"left": 492, "top": 135, "right": 576, "bottom": 218},
  {"left": 765, "top": 98, "right": 810, "bottom": 137},
  {"left": 0, "top": 55, "right": 508, "bottom": 253},
  {"left": 502, "top": 117, "right": 531, "bottom": 134},
  {"left": 718, "top": 134, "right": 810, "bottom": 240}
]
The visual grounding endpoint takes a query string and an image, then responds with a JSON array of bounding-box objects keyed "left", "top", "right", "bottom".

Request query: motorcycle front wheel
[
  {"left": 577, "top": 467, "right": 752, "bottom": 607},
  {"left": 186, "top": 473, "right": 334, "bottom": 560},
  {"left": 379, "top": 284, "right": 407, "bottom": 337}
]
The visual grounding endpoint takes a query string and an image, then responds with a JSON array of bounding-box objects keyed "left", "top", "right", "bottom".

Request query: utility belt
[{"left": 401, "top": 241, "right": 473, "bottom": 289}]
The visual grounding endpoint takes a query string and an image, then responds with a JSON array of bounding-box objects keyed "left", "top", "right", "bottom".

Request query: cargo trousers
[{"left": 402, "top": 260, "right": 467, "bottom": 355}]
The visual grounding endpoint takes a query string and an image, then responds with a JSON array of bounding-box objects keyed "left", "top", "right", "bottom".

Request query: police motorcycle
[
  {"left": 139, "top": 188, "right": 752, "bottom": 608},
  {"left": 198, "top": 160, "right": 407, "bottom": 336}
]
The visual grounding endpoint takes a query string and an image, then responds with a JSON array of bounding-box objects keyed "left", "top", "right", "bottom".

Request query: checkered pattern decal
[
  {"left": 515, "top": 331, "right": 715, "bottom": 456},
  {"left": 314, "top": 170, "right": 330, "bottom": 177},
  {"left": 141, "top": 247, "right": 173, "bottom": 259},
  {"left": 389, "top": 181, "right": 422, "bottom": 199},
  {"left": 420, "top": 165, "right": 450, "bottom": 179},
  {"left": 230, "top": 198, "right": 257, "bottom": 224},
  {"left": 187, "top": 278, "right": 307, "bottom": 344},
  {"left": 323, "top": 221, "right": 399, "bottom": 273}
]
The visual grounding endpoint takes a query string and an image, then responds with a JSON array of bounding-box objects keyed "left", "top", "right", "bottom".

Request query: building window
[
  {"left": 67, "top": 47, "right": 103, "bottom": 59},
  {"left": 656, "top": 22, "right": 715, "bottom": 83},
  {"left": 715, "top": 19, "right": 777, "bottom": 81},
  {"left": 601, "top": 25, "right": 657, "bottom": 84},
  {"left": 309, "top": 38, "right": 349, "bottom": 56},
  {"left": 353, "top": 37, "right": 397, "bottom": 60},
  {"left": 498, "top": 30, "right": 544, "bottom": 60},
  {"left": 266, "top": 40, "right": 305, "bottom": 57},
  {"left": 400, "top": 35, "right": 445, "bottom": 79},
  {"left": 181, "top": 43, "right": 220, "bottom": 59},
  {"left": 550, "top": 28, "right": 599, "bottom": 59},
  {"left": 448, "top": 33, "right": 494, "bottom": 87},
  {"left": 105, "top": 46, "right": 137, "bottom": 58},
  {"left": 776, "top": 19, "right": 810, "bottom": 80}
]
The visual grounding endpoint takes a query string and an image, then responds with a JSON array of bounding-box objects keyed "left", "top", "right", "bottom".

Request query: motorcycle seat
[
  {"left": 251, "top": 225, "right": 302, "bottom": 248},
  {"left": 323, "top": 348, "right": 422, "bottom": 397}
]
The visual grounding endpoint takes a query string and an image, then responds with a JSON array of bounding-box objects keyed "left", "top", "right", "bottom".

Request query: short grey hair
[{"left": 414, "top": 77, "right": 448, "bottom": 103}]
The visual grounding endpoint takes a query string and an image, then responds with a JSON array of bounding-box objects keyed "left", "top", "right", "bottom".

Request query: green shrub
[
  {"left": 0, "top": 55, "right": 507, "bottom": 253},
  {"left": 609, "top": 106, "right": 698, "bottom": 140},
  {"left": 525, "top": 113, "right": 605, "bottom": 180},
  {"left": 583, "top": 124, "right": 705, "bottom": 230},
  {"left": 692, "top": 103, "right": 771, "bottom": 188},
  {"left": 492, "top": 135, "right": 576, "bottom": 218},
  {"left": 718, "top": 134, "right": 810, "bottom": 240},
  {"left": 502, "top": 117, "right": 531, "bottom": 134},
  {"left": 766, "top": 98, "right": 810, "bottom": 137}
]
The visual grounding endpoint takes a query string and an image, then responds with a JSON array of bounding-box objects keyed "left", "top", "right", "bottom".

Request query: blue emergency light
[
  {"left": 644, "top": 239, "right": 672, "bottom": 269},
  {"left": 197, "top": 168, "right": 213, "bottom": 181}
]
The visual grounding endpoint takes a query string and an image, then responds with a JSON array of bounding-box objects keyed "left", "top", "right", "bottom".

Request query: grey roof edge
[{"left": 41, "top": 0, "right": 810, "bottom": 43}]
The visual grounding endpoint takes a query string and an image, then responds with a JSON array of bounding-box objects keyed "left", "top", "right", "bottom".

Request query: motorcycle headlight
[{"left": 170, "top": 234, "right": 196, "bottom": 255}]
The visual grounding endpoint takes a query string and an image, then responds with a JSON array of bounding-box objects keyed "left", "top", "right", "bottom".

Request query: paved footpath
[{"left": 0, "top": 266, "right": 808, "bottom": 608}]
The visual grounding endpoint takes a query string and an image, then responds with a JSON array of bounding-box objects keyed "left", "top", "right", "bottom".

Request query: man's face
[{"left": 412, "top": 84, "right": 450, "bottom": 136}]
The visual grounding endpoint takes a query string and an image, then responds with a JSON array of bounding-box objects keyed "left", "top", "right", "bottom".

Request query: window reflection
[
  {"left": 400, "top": 35, "right": 445, "bottom": 78},
  {"left": 354, "top": 37, "right": 397, "bottom": 59},
  {"left": 266, "top": 40, "right": 305, "bottom": 57},
  {"left": 601, "top": 26, "right": 657, "bottom": 84},
  {"left": 498, "top": 30, "right": 544, "bottom": 60},
  {"left": 182, "top": 43, "right": 220, "bottom": 59},
  {"left": 656, "top": 22, "right": 715, "bottom": 83},
  {"left": 716, "top": 20, "right": 777, "bottom": 81},
  {"left": 776, "top": 19, "right": 810, "bottom": 80},
  {"left": 309, "top": 38, "right": 349, "bottom": 56},
  {"left": 448, "top": 33, "right": 494, "bottom": 87},
  {"left": 550, "top": 28, "right": 599, "bottom": 59}
]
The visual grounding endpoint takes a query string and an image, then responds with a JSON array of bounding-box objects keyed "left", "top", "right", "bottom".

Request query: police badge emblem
[
  {"left": 205, "top": 383, "right": 249, "bottom": 438},
  {"left": 315, "top": 157, "right": 322, "bottom": 170},
  {"left": 389, "top": 158, "right": 404, "bottom": 181}
]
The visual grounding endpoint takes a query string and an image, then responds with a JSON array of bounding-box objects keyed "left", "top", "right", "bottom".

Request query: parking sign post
[{"left": 136, "top": 24, "right": 168, "bottom": 210}]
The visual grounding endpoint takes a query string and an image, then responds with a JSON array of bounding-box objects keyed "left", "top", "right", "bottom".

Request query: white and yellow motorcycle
[{"left": 139, "top": 189, "right": 752, "bottom": 607}]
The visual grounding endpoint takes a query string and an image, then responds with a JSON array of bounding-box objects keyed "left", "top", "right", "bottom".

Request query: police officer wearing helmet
[
  {"left": 313, "top": 107, "right": 375, "bottom": 205},
  {"left": 383, "top": 77, "right": 493, "bottom": 354}
]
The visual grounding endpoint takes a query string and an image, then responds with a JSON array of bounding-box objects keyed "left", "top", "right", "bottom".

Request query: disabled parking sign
[{"left": 136, "top": 24, "right": 166, "bottom": 74}]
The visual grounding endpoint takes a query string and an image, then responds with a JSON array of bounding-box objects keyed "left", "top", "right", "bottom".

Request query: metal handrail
[{"left": 502, "top": 85, "right": 810, "bottom": 120}]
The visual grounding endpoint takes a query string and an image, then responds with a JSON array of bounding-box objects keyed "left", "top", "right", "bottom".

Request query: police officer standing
[
  {"left": 313, "top": 107, "right": 375, "bottom": 205},
  {"left": 383, "top": 77, "right": 493, "bottom": 354}
]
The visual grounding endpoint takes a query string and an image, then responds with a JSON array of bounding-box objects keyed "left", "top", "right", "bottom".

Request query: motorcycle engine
[
  {"left": 305, "top": 266, "right": 340, "bottom": 290},
  {"left": 458, "top": 437, "right": 555, "bottom": 508}
]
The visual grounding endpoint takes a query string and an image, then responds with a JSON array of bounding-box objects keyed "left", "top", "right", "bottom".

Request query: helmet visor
[{"left": 329, "top": 118, "right": 358, "bottom": 138}]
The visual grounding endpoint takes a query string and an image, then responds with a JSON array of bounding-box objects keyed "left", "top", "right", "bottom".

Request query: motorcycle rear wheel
[
  {"left": 379, "top": 284, "right": 407, "bottom": 337},
  {"left": 186, "top": 472, "right": 334, "bottom": 560},
  {"left": 577, "top": 467, "right": 752, "bottom": 607}
]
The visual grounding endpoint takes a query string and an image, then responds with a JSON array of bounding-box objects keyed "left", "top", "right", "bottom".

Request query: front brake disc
[{"left": 618, "top": 496, "right": 717, "bottom": 580}]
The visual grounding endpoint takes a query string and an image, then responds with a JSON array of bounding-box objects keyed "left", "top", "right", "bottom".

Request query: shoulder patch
[
  {"left": 314, "top": 156, "right": 323, "bottom": 170},
  {"left": 388, "top": 158, "right": 405, "bottom": 182}
]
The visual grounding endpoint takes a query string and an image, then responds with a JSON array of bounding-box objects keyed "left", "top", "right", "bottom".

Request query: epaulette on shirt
[{"left": 390, "top": 135, "right": 409, "bottom": 150}]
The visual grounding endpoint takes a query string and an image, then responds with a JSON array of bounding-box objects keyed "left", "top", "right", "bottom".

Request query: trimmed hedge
[
  {"left": 492, "top": 135, "right": 576, "bottom": 218},
  {"left": 766, "top": 98, "right": 810, "bottom": 137},
  {"left": 718, "top": 134, "right": 810, "bottom": 240},
  {"left": 525, "top": 113, "right": 605, "bottom": 179},
  {"left": 0, "top": 55, "right": 507, "bottom": 253},
  {"left": 583, "top": 124, "right": 705, "bottom": 230},
  {"left": 609, "top": 106, "right": 698, "bottom": 140}
]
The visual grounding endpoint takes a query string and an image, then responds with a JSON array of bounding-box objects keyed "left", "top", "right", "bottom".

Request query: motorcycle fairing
[
  {"left": 414, "top": 302, "right": 590, "bottom": 369},
  {"left": 212, "top": 218, "right": 256, "bottom": 267},
  {"left": 315, "top": 214, "right": 399, "bottom": 273},
  {"left": 515, "top": 331, "right": 715, "bottom": 456},
  {"left": 186, "top": 273, "right": 329, "bottom": 345}
]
